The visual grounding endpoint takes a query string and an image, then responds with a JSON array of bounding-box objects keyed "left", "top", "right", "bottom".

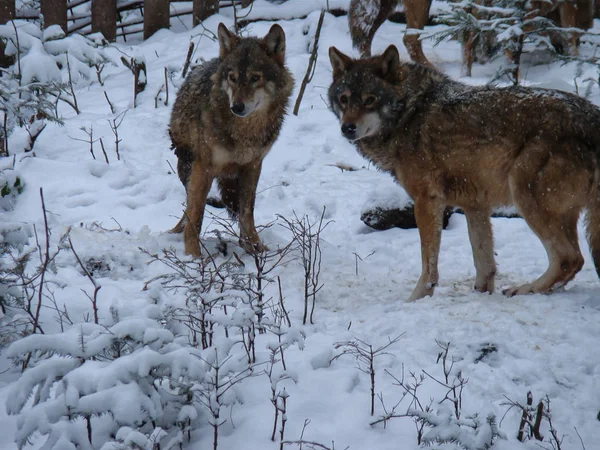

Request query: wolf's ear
[
  {"left": 263, "top": 24, "right": 286, "bottom": 65},
  {"left": 379, "top": 45, "right": 400, "bottom": 79},
  {"left": 218, "top": 23, "right": 239, "bottom": 58},
  {"left": 329, "top": 47, "right": 353, "bottom": 80}
]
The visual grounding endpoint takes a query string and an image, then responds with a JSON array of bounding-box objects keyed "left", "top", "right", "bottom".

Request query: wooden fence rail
[{"left": 0, "top": 0, "right": 225, "bottom": 42}]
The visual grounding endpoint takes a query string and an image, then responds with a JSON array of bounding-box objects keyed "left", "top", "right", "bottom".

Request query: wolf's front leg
[
  {"left": 183, "top": 160, "right": 213, "bottom": 257},
  {"left": 408, "top": 198, "right": 444, "bottom": 301},
  {"left": 237, "top": 162, "right": 266, "bottom": 253},
  {"left": 464, "top": 208, "right": 496, "bottom": 293}
]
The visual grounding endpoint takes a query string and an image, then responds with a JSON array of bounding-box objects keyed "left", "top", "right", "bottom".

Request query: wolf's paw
[
  {"left": 407, "top": 282, "right": 435, "bottom": 302},
  {"left": 502, "top": 283, "right": 534, "bottom": 297},
  {"left": 474, "top": 274, "right": 495, "bottom": 294}
]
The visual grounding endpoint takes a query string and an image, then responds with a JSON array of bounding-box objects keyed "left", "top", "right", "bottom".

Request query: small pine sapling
[
  {"left": 279, "top": 207, "right": 331, "bottom": 325},
  {"left": 331, "top": 334, "right": 404, "bottom": 416}
]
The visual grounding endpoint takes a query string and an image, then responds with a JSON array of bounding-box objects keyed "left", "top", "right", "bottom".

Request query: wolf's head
[
  {"left": 215, "top": 23, "right": 288, "bottom": 118},
  {"left": 328, "top": 46, "right": 404, "bottom": 142}
]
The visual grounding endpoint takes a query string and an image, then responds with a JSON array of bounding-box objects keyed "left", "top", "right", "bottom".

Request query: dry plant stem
[
  {"left": 104, "top": 91, "right": 115, "bottom": 114},
  {"left": 86, "top": 416, "right": 92, "bottom": 446},
  {"left": 69, "top": 126, "right": 99, "bottom": 160},
  {"left": 65, "top": 53, "right": 80, "bottom": 114},
  {"left": 95, "top": 63, "right": 105, "bottom": 86},
  {"left": 69, "top": 236, "right": 101, "bottom": 324},
  {"left": 154, "top": 84, "right": 165, "bottom": 108},
  {"left": 278, "top": 207, "right": 329, "bottom": 325},
  {"left": 293, "top": 9, "right": 325, "bottom": 116},
  {"left": 422, "top": 340, "right": 467, "bottom": 420},
  {"left": 282, "top": 441, "right": 332, "bottom": 450},
  {"left": 31, "top": 188, "right": 50, "bottom": 338},
  {"left": 182, "top": 41, "right": 195, "bottom": 78},
  {"left": 532, "top": 400, "right": 544, "bottom": 441},
  {"left": 544, "top": 396, "right": 562, "bottom": 450},
  {"left": 383, "top": 366, "right": 429, "bottom": 443},
  {"left": 99, "top": 138, "right": 110, "bottom": 164},
  {"left": 11, "top": 21, "right": 22, "bottom": 100},
  {"left": 332, "top": 334, "right": 404, "bottom": 416},
  {"left": 277, "top": 276, "right": 291, "bottom": 327},
  {"left": 25, "top": 122, "right": 46, "bottom": 153},
  {"left": 164, "top": 67, "right": 169, "bottom": 106},
  {"left": 574, "top": 427, "right": 586, "bottom": 450},
  {"left": 279, "top": 394, "right": 288, "bottom": 450},
  {"left": 121, "top": 56, "right": 147, "bottom": 107},
  {"left": 22, "top": 188, "right": 52, "bottom": 370},
  {"left": 1, "top": 113, "right": 8, "bottom": 157},
  {"left": 518, "top": 391, "right": 533, "bottom": 441},
  {"left": 109, "top": 110, "right": 126, "bottom": 160}
]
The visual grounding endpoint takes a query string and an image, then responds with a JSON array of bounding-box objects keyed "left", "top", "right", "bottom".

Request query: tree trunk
[
  {"left": 41, "top": 0, "right": 67, "bottom": 32},
  {"left": 193, "top": 0, "right": 219, "bottom": 26},
  {"left": 144, "top": 0, "right": 170, "bottom": 40},
  {"left": 0, "top": 0, "right": 15, "bottom": 69},
  {"left": 92, "top": 0, "right": 117, "bottom": 42}
]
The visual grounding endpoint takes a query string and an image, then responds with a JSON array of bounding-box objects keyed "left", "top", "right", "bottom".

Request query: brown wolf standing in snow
[
  {"left": 328, "top": 45, "right": 600, "bottom": 301},
  {"left": 169, "top": 23, "right": 294, "bottom": 256},
  {"left": 348, "top": 0, "right": 433, "bottom": 67}
]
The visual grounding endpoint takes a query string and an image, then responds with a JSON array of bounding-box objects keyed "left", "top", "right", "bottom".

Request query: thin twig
[
  {"left": 104, "top": 91, "right": 115, "bottom": 114},
  {"left": 69, "top": 236, "right": 101, "bottom": 324},
  {"left": 293, "top": 10, "right": 325, "bottom": 116}
]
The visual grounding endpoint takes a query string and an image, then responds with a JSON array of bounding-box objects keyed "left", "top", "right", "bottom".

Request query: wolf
[
  {"left": 169, "top": 23, "right": 294, "bottom": 256},
  {"left": 328, "top": 45, "right": 600, "bottom": 301},
  {"left": 348, "top": 0, "right": 433, "bottom": 67}
]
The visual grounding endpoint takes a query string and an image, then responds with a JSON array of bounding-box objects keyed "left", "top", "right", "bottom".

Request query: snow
[{"left": 1, "top": 4, "right": 600, "bottom": 450}]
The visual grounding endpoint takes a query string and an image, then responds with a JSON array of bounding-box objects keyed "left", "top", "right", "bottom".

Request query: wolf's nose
[
  {"left": 231, "top": 102, "right": 246, "bottom": 115},
  {"left": 341, "top": 122, "right": 357, "bottom": 139}
]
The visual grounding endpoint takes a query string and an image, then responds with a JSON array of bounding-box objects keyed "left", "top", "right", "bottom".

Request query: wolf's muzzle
[
  {"left": 341, "top": 122, "right": 357, "bottom": 140},
  {"left": 231, "top": 102, "right": 247, "bottom": 116}
]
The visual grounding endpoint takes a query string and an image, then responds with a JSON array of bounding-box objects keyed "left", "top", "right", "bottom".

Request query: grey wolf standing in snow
[
  {"left": 169, "top": 23, "right": 294, "bottom": 256},
  {"left": 328, "top": 45, "right": 600, "bottom": 301},
  {"left": 348, "top": 0, "right": 433, "bottom": 66}
]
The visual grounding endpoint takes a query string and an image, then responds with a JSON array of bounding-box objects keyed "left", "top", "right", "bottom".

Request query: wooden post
[
  {"left": 193, "top": 0, "right": 219, "bottom": 27},
  {"left": 0, "top": 0, "right": 15, "bottom": 69},
  {"left": 92, "top": 0, "right": 117, "bottom": 42},
  {"left": 40, "top": 0, "right": 67, "bottom": 32},
  {"left": 144, "top": 0, "right": 170, "bottom": 40}
]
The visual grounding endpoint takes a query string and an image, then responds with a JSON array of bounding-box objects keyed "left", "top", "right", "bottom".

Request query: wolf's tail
[{"left": 587, "top": 168, "right": 600, "bottom": 278}]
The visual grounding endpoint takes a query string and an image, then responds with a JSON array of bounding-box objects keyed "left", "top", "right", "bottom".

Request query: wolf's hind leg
[
  {"left": 408, "top": 198, "right": 444, "bottom": 301},
  {"left": 503, "top": 210, "right": 583, "bottom": 296},
  {"left": 464, "top": 208, "right": 496, "bottom": 293},
  {"left": 504, "top": 153, "right": 586, "bottom": 296},
  {"left": 183, "top": 160, "right": 213, "bottom": 257}
]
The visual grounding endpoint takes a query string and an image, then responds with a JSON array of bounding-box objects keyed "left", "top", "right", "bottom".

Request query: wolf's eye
[
  {"left": 250, "top": 74, "right": 261, "bottom": 83},
  {"left": 339, "top": 94, "right": 349, "bottom": 105},
  {"left": 364, "top": 95, "right": 376, "bottom": 106},
  {"left": 229, "top": 73, "right": 237, "bottom": 83}
]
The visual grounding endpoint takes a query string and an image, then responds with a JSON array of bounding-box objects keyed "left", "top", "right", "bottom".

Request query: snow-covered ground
[{"left": 1, "top": 2, "right": 600, "bottom": 449}]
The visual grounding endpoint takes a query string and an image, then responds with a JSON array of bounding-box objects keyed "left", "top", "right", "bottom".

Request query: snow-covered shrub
[
  {"left": 0, "top": 220, "right": 32, "bottom": 331},
  {"left": 372, "top": 341, "right": 507, "bottom": 448},
  {"left": 410, "top": 409, "right": 506, "bottom": 449},
  {"left": 145, "top": 245, "right": 304, "bottom": 448},
  {"left": 5, "top": 315, "right": 208, "bottom": 449},
  {"left": 433, "top": 0, "right": 583, "bottom": 83},
  {"left": 0, "top": 162, "right": 31, "bottom": 337},
  {"left": 0, "top": 20, "right": 110, "bottom": 153},
  {"left": 6, "top": 240, "right": 302, "bottom": 450}
]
